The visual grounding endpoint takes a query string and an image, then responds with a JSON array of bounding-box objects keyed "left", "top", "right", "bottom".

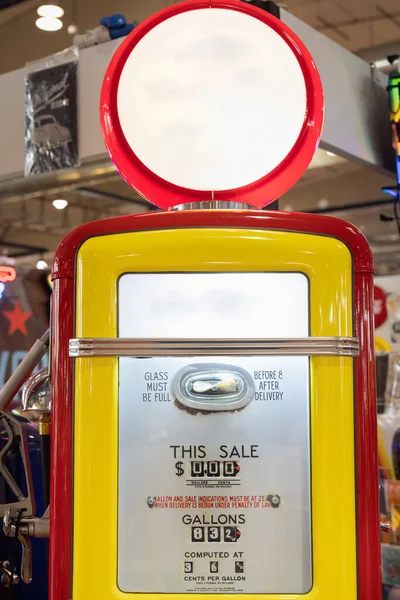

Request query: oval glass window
[{"left": 171, "top": 363, "right": 254, "bottom": 412}]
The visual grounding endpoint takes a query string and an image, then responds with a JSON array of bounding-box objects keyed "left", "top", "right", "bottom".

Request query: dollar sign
[{"left": 175, "top": 461, "right": 184, "bottom": 476}]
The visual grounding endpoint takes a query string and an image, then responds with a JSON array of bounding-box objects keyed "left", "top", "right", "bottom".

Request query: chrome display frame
[{"left": 69, "top": 336, "right": 359, "bottom": 358}]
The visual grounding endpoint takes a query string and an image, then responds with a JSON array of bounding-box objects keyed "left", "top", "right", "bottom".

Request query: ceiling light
[
  {"left": 67, "top": 23, "right": 78, "bottom": 35},
  {"left": 36, "top": 259, "right": 49, "bottom": 270},
  {"left": 318, "top": 198, "right": 329, "bottom": 209},
  {"left": 37, "top": 3, "right": 64, "bottom": 18},
  {"left": 373, "top": 59, "right": 390, "bottom": 71},
  {"left": 36, "top": 16, "right": 63, "bottom": 31},
  {"left": 326, "top": 151, "right": 336, "bottom": 157},
  {"left": 52, "top": 198, "right": 68, "bottom": 210}
]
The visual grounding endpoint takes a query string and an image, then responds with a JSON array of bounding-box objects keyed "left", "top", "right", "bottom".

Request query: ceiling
[
  {"left": 1, "top": 0, "right": 399, "bottom": 73},
  {"left": 0, "top": 0, "right": 27, "bottom": 9},
  {"left": 287, "top": 0, "right": 400, "bottom": 53},
  {"left": 0, "top": 0, "right": 399, "bottom": 272}
]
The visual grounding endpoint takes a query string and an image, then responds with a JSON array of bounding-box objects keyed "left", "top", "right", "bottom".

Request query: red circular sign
[
  {"left": 374, "top": 285, "right": 388, "bottom": 329},
  {"left": 100, "top": 0, "right": 324, "bottom": 210}
]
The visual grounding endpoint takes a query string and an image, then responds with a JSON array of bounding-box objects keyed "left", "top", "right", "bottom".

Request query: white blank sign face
[
  {"left": 117, "top": 8, "right": 307, "bottom": 191},
  {"left": 118, "top": 272, "right": 309, "bottom": 339}
]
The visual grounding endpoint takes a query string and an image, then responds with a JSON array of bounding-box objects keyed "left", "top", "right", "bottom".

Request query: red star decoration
[{"left": 3, "top": 300, "right": 32, "bottom": 336}]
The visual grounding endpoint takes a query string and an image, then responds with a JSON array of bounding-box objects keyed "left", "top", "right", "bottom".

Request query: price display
[{"left": 190, "top": 461, "right": 240, "bottom": 478}]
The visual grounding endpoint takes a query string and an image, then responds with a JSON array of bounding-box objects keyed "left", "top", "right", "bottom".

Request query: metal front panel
[{"left": 118, "top": 272, "right": 310, "bottom": 594}]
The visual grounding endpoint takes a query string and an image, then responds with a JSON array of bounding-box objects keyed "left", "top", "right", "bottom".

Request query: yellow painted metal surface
[
  {"left": 378, "top": 413, "right": 398, "bottom": 480},
  {"left": 73, "top": 227, "right": 356, "bottom": 600}
]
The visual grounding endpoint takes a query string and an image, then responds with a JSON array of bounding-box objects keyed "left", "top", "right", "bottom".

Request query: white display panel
[
  {"left": 117, "top": 273, "right": 311, "bottom": 594},
  {"left": 117, "top": 8, "right": 307, "bottom": 191},
  {"left": 118, "top": 272, "right": 309, "bottom": 339}
]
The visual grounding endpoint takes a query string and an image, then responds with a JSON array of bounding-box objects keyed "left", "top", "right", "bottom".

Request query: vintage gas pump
[{"left": 0, "top": 1, "right": 380, "bottom": 599}]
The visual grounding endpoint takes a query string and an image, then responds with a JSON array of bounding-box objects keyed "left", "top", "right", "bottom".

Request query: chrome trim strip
[
  {"left": 171, "top": 201, "right": 252, "bottom": 211},
  {"left": 69, "top": 337, "right": 359, "bottom": 358}
]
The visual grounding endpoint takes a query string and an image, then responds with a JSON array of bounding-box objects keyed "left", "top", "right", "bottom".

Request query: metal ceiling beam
[
  {"left": 0, "top": 158, "right": 120, "bottom": 203},
  {"left": 0, "top": 239, "right": 48, "bottom": 258},
  {"left": 304, "top": 198, "right": 394, "bottom": 214},
  {"left": 76, "top": 187, "right": 156, "bottom": 210},
  {"left": 0, "top": 240, "right": 47, "bottom": 251},
  {"left": 0, "top": 228, "right": 64, "bottom": 251},
  {"left": 8, "top": 249, "right": 44, "bottom": 258}
]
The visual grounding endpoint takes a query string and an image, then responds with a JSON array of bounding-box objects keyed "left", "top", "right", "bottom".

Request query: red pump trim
[
  {"left": 50, "top": 210, "right": 379, "bottom": 600},
  {"left": 100, "top": 0, "right": 323, "bottom": 210},
  {"left": 52, "top": 209, "right": 373, "bottom": 280},
  {"left": 49, "top": 277, "right": 74, "bottom": 600},
  {"left": 354, "top": 271, "right": 381, "bottom": 600}
]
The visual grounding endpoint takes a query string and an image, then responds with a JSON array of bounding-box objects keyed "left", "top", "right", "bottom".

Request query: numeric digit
[{"left": 191, "top": 526, "right": 205, "bottom": 542}]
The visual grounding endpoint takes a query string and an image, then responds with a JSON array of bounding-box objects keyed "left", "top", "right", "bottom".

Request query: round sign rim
[{"left": 100, "top": 0, "right": 324, "bottom": 209}]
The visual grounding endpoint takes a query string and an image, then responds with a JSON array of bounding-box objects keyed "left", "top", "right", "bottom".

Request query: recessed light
[
  {"left": 36, "top": 16, "right": 63, "bottom": 31},
  {"left": 52, "top": 198, "right": 68, "bottom": 210},
  {"left": 37, "top": 3, "right": 64, "bottom": 18},
  {"left": 326, "top": 151, "right": 336, "bottom": 157},
  {"left": 36, "top": 259, "right": 49, "bottom": 270},
  {"left": 318, "top": 198, "right": 329, "bottom": 209}
]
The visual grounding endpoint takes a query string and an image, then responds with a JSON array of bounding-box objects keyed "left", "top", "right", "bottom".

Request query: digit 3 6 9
[{"left": 191, "top": 526, "right": 241, "bottom": 542}]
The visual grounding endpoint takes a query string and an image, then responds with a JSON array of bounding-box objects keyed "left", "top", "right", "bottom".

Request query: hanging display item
[{"left": 25, "top": 48, "right": 79, "bottom": 175}]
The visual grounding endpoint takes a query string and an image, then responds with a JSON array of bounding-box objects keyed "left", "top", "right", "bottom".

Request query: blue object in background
[
  {"left": 100, "top": 13, "right": 138, "bottom": 39},
  {"left": 0, "top": 418, "right": 48, "bottom": 599}
]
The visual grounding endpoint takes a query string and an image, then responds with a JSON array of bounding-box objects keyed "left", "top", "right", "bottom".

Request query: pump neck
[{"left": 171, "top": 201, "right": 255, "bottom": 211}]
